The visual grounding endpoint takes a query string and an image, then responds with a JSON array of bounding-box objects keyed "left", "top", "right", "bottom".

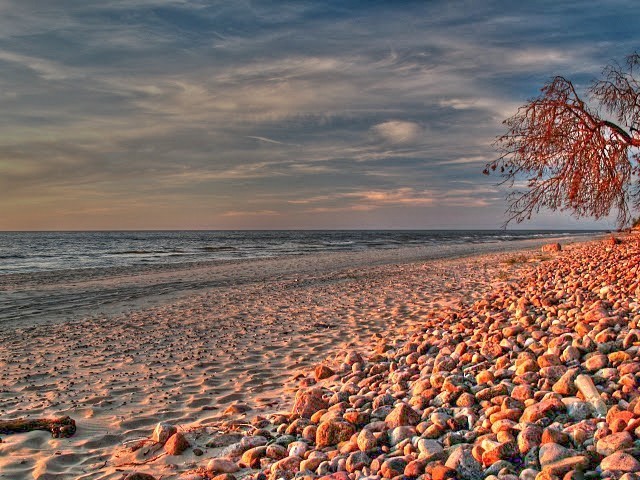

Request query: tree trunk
[{"left": 0, "top": 416, "right": 76, "bottom": 438}]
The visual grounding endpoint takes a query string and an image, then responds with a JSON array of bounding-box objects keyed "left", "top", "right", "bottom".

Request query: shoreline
[
  {"left": 0, "top": 234, "right": 616, "bottom": 479},
  {"left": 0, "top": 233, "right": 600, "bottom": 329}
]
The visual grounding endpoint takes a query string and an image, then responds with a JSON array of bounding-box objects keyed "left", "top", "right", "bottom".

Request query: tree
[{"left": 485, "top": 53, "right": 640, "bottom": 227}]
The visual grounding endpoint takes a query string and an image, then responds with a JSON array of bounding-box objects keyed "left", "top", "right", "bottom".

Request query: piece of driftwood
[{"left": 0, "top": 416, "right": 76, "bottom": 438}]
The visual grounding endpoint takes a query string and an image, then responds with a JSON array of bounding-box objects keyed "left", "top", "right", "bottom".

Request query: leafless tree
[{"left": 485, "top": 53, "right": 640, "bottom": 227}]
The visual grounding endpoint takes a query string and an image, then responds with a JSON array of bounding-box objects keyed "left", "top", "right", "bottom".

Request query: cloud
[
  {"left": 372, "top": 121, "right": 424, "bottom": 145},
  {"left": 221, "top": 209, "right": 280, "bottom": 217},
  {"left": 0, "top": 0, "right": 634, "bottom": 229}
]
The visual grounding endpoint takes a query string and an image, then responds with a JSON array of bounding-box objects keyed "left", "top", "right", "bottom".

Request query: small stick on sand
[{"left": 0, "top": 416, "right": 76, "bottom": 438}]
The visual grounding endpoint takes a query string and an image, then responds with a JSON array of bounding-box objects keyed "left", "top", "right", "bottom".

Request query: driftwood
[{"left": 0, "top": 416, "right": 76, "bottom": 438}]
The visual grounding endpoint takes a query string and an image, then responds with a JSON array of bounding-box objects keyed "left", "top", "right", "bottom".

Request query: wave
[{"left": 201, "top": 246, "right": 237, "bottom": 251}]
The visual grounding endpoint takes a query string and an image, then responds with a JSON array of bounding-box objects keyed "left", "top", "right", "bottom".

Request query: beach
[{"left": 5, "top": 233, "right": 638, "bottom": 480}]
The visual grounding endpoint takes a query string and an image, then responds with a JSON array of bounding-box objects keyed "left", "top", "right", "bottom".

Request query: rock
[
  {"left": 380, "top": 457, "right": 408, "bottom": 478},
  {"left": 481, "top": 441, "right": 518, "bottom": 466},
  {"left": 521, "top": 398, "right": 564, "bottom": 423},
  {"left": 385, "top": 403, "right": 420, "bottom": 428},
  {"left": 541, "top": 456, "right": 589, "bottom": 476},
  {"left": 152, "top": 422, "right": 176, "bottom": 445},
  {"left": 552, "top": 368, "right": 579, "bottom": 396},
  {"left": 207, "top": 458, "right": 240, "bottom": 474},
  {"left": 300, "top": 457, "right": 323, "bottom": 472},
  {"left": 417, "top": 438, "right": 444, "bottom": 461},
  {"left": 211, "top": 475, "right": 235, "bottom": 480},
  {"left": 240, "top": 446, "right": 267, "bottom": 468},
  {"left": 124, "top": 474, "right": 157, "bottom": 480},
  {"left": 601, "top": 451, "right": 640, "bottom": 472},
  {"left": 566, "top": 401, "right": 591, "bottom": 421},
  {"left": 164, "top": 432, "right": 190, "bottom": 455},
  {"left": 445, "top": 446, "right": 483, "bottom": 480},
  {"left": 541, "top": 243, "right": 561, "bottom": 252},
  {"left": 585, "top": 354, "right": 608, "bottom": 371},
  {"left": 429, "top": 464, "right": 457, "bottom": 480},
  {"left": 345, "top": 451, "right": 371, "bottom": 473},
  {"left": 343, "top": 350, "right": 363, "bottom": 366},
  {"left": 357, "top": 428, "right": 377, "bottom": 451},
  {"left": 404, "top": 459, "right": 426, "bottom": 477},
  {"left": 388, "top": 425, "right": 415, "bottom": 446},
  {"left": 291, "top": 388, "right": 328, "bottom": 418},
  {"left": 539, "top": 443, "right": 576, "bottom": 467},
  {"left": 206, "top": 433, "right": 244, "bottom": 448},
  {"left": 315, "top": 365, "right": 334, "bottom": 381},
  {"left": 287, "top": 441, "right": 307, "bottom": 457},
  {"left": 316, "top": 421, "right": 356, "bottom": 448},
  {"left": 239, "top": 435, "right": 268, "bottom": 450},
  {"left": 596, "top": 432, "right": 633, "bottom": 456},
  {"left": 270, "top": 456, "right": 302, "bottom": 479},
  {"left": 518, "top": 425, "right": 542, "bottom": 454},
  {"left": 265, "top": 444, "right": 287, "bottom": 460}
]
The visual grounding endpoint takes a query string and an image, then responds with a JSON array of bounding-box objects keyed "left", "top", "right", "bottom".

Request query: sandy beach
[{"left": 0, "top": 234, "right": 615, "bottom": 479}]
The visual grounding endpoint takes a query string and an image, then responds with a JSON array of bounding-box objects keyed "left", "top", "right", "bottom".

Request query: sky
[{"left": 0, "top": 1, "right": 638, "bottom": 230}]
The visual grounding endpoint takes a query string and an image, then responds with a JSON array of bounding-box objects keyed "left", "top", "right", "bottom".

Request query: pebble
[
  {"left": 207, "top": 458, "right": 240, "bottom": 474},
  {"left": 151, "top": 422, "right": 176, "bottom": 445},
  {"left": 177, "top": 238, "right": 640, "bottom": 480}
]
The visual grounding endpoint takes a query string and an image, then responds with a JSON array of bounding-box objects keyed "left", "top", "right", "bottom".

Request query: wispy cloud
[{"left": 0, "top": 0, "right": 633, "bottom": 229}]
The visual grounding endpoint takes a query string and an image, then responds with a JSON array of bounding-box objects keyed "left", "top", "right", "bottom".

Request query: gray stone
[{"left": 444, "top": 446, "right": 483, "bottom": 480}]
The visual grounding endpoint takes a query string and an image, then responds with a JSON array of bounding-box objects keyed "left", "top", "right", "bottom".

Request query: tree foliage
[{"left": 485, "top": 53, "right": 640, "bottom": 227}]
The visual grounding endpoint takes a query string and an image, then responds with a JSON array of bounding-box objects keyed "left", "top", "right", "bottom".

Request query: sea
[{"left": 0, "top": 230, "right": 601, "bottom": 276}]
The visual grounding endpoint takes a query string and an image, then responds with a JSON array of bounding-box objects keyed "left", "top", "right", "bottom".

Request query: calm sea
[{"left": 0, "top": 230, "right": 601, "bottom": 276}]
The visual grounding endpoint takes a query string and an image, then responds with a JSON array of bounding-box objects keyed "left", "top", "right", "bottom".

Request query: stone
[
  {"left": 481, "top": 441, "right": 518, "bottom": 466},
  {"left": 164, "top": 432, "right": 190, "bottom": 455},
  {"left": 552, "top": 368, "right": 579, "bottom": 396},
  {"left": 430, "top": 464, "right": 457, "bottom": 480},
  {"left": 292, "top": 388, "right": 328, "bottom": 418},
  {"left": 521, "top": 398, "right": 564, "bottom": 423},
  {"left": 541, "top": 243, "right": 561, "bottom": 252},
  {"left": 539, "top": 443, "right": 575, "bottom": 467},
  {"left": 388, "top": 425, "right": 415, "bottom": 446},
  {"left": 601, "top": 451, "right": 640, "bottom": 472},
  {"left": 152, "top": 422, "right": 177, "bottom": 445},
  {"left": 224, "top": 403, "right": 251, "bottom": 415},
  {"left": 124, "top": 474, "right": 157, "bottom": 480},
  {"left": 404, "top": 459, "right": 426, "bottom": 477},
  {"left": 585, "top": 354, "right": 609, "bottom": 371},
  {"left": 265, "top": 444, "right": 287, "bottom": 460},
  {"left": 445, "top": 446, "right": 483, "bottom": 480},
  {"left": 357, "top": 428, "right": 377, "bottom": 451},
  {"left": 207, "top": 458, "right": 240, "bottom": 474},
  {"left": 272, "top": 456, "right": 302, "bottom": 477},
  {"left": 300, "top": 457, "right": 323, "bottom": 472},
  {"left": 345, "top": 451, "right": 371, "bottom": 473},
  {"left": 315, "top": 365, "right": 335, "bottom": 381},
  {"left": 240, "top": 446, "right": 267, "bottom": 468},
  {"left": 566, "top": 401, "right": 591, "bottom": 422},
  {"left": 417, "top": 438, "right": 444, "bottom": 461},
  {"left": 239, "top": 435, "right": 268, "bottom": 450},
  {"left": 384, "top": 403, "right": 420, "bottom": 428},
  {"left": 596, "top": 432, "right": 634, "bottom": 456},
  {"left": 343, "top": 350, "right": 363, "bottom": 366},
  {"left": 518, "top": 425, "right": 543, "bottom": 454},
  {"left": 287, "top": 441, "right": 307, "bottom": 457},
  {"left": 380, "top": 457, "right": 408, "bottom": 478},
  {"left": 316, "top": 421, "right": 356, "bottom": 448},
  {"left": 541, "top": 456, "right": 589, "bottom": 476},
  {"left": 206, "top": 433, "right": 244, "bottom": 448}
]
